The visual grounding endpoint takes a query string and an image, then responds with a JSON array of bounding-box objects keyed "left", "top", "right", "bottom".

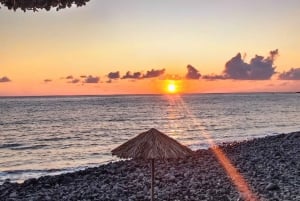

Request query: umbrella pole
[{"left": 151, "top": 159, "right": 154, "bottom": 201}]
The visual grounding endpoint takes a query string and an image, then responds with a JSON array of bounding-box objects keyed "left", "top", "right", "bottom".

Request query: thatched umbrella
[
  {"left": 112, "top": 128, "right": 193, "bottom": 201},
  {"left": 0, "top": 0, "right": 90, "bottom": 12}
]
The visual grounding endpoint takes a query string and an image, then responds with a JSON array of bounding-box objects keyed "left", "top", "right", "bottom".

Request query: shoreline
[{"left": 1, "top": 131, "right": 299, "bottom": 200}]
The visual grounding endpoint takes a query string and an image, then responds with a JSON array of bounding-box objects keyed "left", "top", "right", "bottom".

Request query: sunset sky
[{"left": 0, "top": 0, "right": 300, "bottom": 96}]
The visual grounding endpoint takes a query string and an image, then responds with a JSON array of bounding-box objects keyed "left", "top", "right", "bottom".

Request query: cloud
[
  {"left": 269, "top": 49, "right": 279, "bottom": 60},
  {"left": 0, "top": 76, "right": 11, "bottom": 82},
  {"left": 278, "top": 68, "right": 300, "bottom": 80},
  {"left": 186, "top": 65, "right": 201, "bottom": 79},
  {"left": 223, "top": 53, "right": 250, "bottom": 79},
  {"left": 202, "top": 74, "right": 226, "bottom": 80},
  {"left": 61, "top": 75, "right": 81, "bottom": 84},
  {"left": 121, "top": 69, "right": 165, "bottom": 80},
  {"left": 122, "top": 71, "right": 142, "bottom": 79},
  {"left": 69, "top": 79, "right": 80, "bottom": 84},
  {"left": 80, "top": 75, "right": 87, "bottom": 78},
  {"left": 44, "top": 79, "right": 52, "bottom": 83},
  {"left": 142, "top": 69, "right": 165, "bottom": 78},
  {"left": 225, "top": 49, "right": 278, "bottom": 80},
  {"left": 108, "top": 71, "right": 120, "bottom": 79},
  {"left": 203, "top": 49, "right": 278, "bottom": 80},
  {"left": 84, "top": 75, "right": 100, "bottom": 83}
]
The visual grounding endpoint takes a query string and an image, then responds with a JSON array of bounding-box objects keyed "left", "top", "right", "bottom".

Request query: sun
[
  {"left": 161, "top": 80, "right": 183, "bottom": 94},
  {"left": 167, "top": 83, "right": 177, "bottom": 93},
  {"left": 164, "top": 80, "right": 180, "bottom": 94}
]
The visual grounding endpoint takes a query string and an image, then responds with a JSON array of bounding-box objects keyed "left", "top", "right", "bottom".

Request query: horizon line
[{"left": 0, "top": 91, "right": 299, "bottom": 98}]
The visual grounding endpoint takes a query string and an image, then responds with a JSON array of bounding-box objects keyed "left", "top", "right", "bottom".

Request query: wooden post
[{"left": 151, "top": 159, "right": 154, "bottom": 201}]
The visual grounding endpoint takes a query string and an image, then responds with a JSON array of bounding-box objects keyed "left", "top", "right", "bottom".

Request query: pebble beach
[{"left": 1, "top": 131, "right": 299, "bottom": 201}]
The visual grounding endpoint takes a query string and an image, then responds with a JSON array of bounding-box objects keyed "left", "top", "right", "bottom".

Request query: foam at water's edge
[{"left": 0, "top": 160, "right": 116, "bottom": 185}]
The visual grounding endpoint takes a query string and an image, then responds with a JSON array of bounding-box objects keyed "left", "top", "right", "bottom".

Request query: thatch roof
[
  {"left": 0, "top": 0, "right": 90, "bottom": 12},
  {"left": 112, "top": 128, "right": 193, "bottom": 159}
]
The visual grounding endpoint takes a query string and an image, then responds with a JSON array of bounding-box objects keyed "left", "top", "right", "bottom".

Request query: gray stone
[
  {"left": 9, "top": 191, "right": 17, "bottom": 198},
  {"left": 128, "top": 195, "right": 136, "bottom": 201},
  {"left": 266, "top": 183, "right": 279, "bottom": 191},
  {"left": 169, "top": 175, "right": 176, "bottom": 182}
]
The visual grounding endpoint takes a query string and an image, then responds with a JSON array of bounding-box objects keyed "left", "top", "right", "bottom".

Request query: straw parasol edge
[
  {"left": 0, "top": 0, "right": 90, "bottom": 11},
  {"left": 112, "top": 128, "right": 193, "bottom": 159}
]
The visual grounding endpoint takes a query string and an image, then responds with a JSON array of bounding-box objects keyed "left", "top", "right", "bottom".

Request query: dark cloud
[
  {"left": 80, "top": 75, "right": 87, "bottom": 78},
  {"left": 223, "top": 53, "right": 249, "bottom": 79},
  {"left": 278, "top": 68, "right": 300, "bottom": 80},
  {"left": 69, "top": 79, "right": 80, "bottom": 84},
  {"left": 84, "top": 75, "right": 100, "bottom": 83},
  {"left": 44, "top": 79, "right": 52, "bottom": 83},
  {"left": 269, "top": 49, "right": 279, "bottom": 60},
  {"left": 108, "top": 71, "right": 120, "bottom": 79},
  {"left": 121, "top": 69, "right": 165, "bottom": 80},
  {"left": 224, "top": 49, "right": 278, "bottom": 80},
  {"left": 203, "top": 49, "right": 278, "bottom": 80},
  {"left": 0, "top": 76, "right": 11, "bottom": 82},
  {"left": 66, "top": 75, "right": 73, "bottom": 79},
  {"left": 186, "top": 65, "right": 201, "bottom": 79},
  {"left": 202, "top": 74, "right": 226, "bottom": 80},
  {"left": 122, "top": 71, "right": 142, "bottom": 79},
  {"left": 142, "top": 69, "right": 165, "bottom": 79}
]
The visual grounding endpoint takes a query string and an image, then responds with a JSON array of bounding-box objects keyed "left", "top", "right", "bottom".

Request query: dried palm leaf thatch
[
  {"left": 0, "top": 0, "right": 90, "bottom": 12},
  {"left": 112, "top": 128, "right": 193, "bottom": 201},
  {"left": 112, "top": 128, "right": 193, "bottom": 160}
]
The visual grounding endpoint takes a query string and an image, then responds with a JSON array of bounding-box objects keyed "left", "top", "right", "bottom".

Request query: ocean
[{"left": 0, "top": 93, "right": 299, "bottom": 184}]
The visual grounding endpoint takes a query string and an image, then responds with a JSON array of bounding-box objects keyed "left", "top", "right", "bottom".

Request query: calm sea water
[{"left": 0, "top": 93, "right": 299, "bottom": 184}]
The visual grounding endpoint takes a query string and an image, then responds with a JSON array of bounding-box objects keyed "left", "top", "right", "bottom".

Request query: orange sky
[{"left": 0, "top": 1, "right": 299, "bottom": 96}]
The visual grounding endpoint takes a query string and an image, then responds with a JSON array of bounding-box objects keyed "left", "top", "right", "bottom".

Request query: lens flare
[{"left": 164, "top": 95, "right": 258, "bottom": 201}]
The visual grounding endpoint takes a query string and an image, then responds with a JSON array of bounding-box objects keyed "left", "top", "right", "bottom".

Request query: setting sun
[
  {"left": 167, "top": 83, "right": 176, "bottom": 93},
  {"left": 164, "top": 80, "right": 182, "bottom": 94}
]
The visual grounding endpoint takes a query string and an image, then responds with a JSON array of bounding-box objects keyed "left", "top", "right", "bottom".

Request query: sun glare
[
  {"left": 168, "top": 83, "right": 176, "bottom": 93},
  {"left": 164, "top": 80, "right": 180, "bottom": 94}
]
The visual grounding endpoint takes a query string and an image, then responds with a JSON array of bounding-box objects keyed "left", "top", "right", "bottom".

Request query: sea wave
[
  {"left": 10, "top": 144, "right": 48, "bottom": 150},
  {"left": 37, "top": 137, "right": 73, "bottom": 142},
  {"left": 0, "top": 143, "right": 23, "bottom": 149},
  {"left": 0, "top": 93, "right": 299, "bottom": 184}
]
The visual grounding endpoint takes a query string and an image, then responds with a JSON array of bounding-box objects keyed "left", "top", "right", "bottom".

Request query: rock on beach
[{"left": 0, "top": 131, "right": 299, "bottom": 200}]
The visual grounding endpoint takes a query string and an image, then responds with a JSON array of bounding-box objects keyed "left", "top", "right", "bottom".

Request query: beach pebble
[
  {"left": 1, "top": 132, "right": 299, "bottom": 200},
  {"left": 9, "top": 192, "right": 18, "bottom": 199},
  {"left": 266, "top": 183, "right": 279, "bottom": 191}
]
